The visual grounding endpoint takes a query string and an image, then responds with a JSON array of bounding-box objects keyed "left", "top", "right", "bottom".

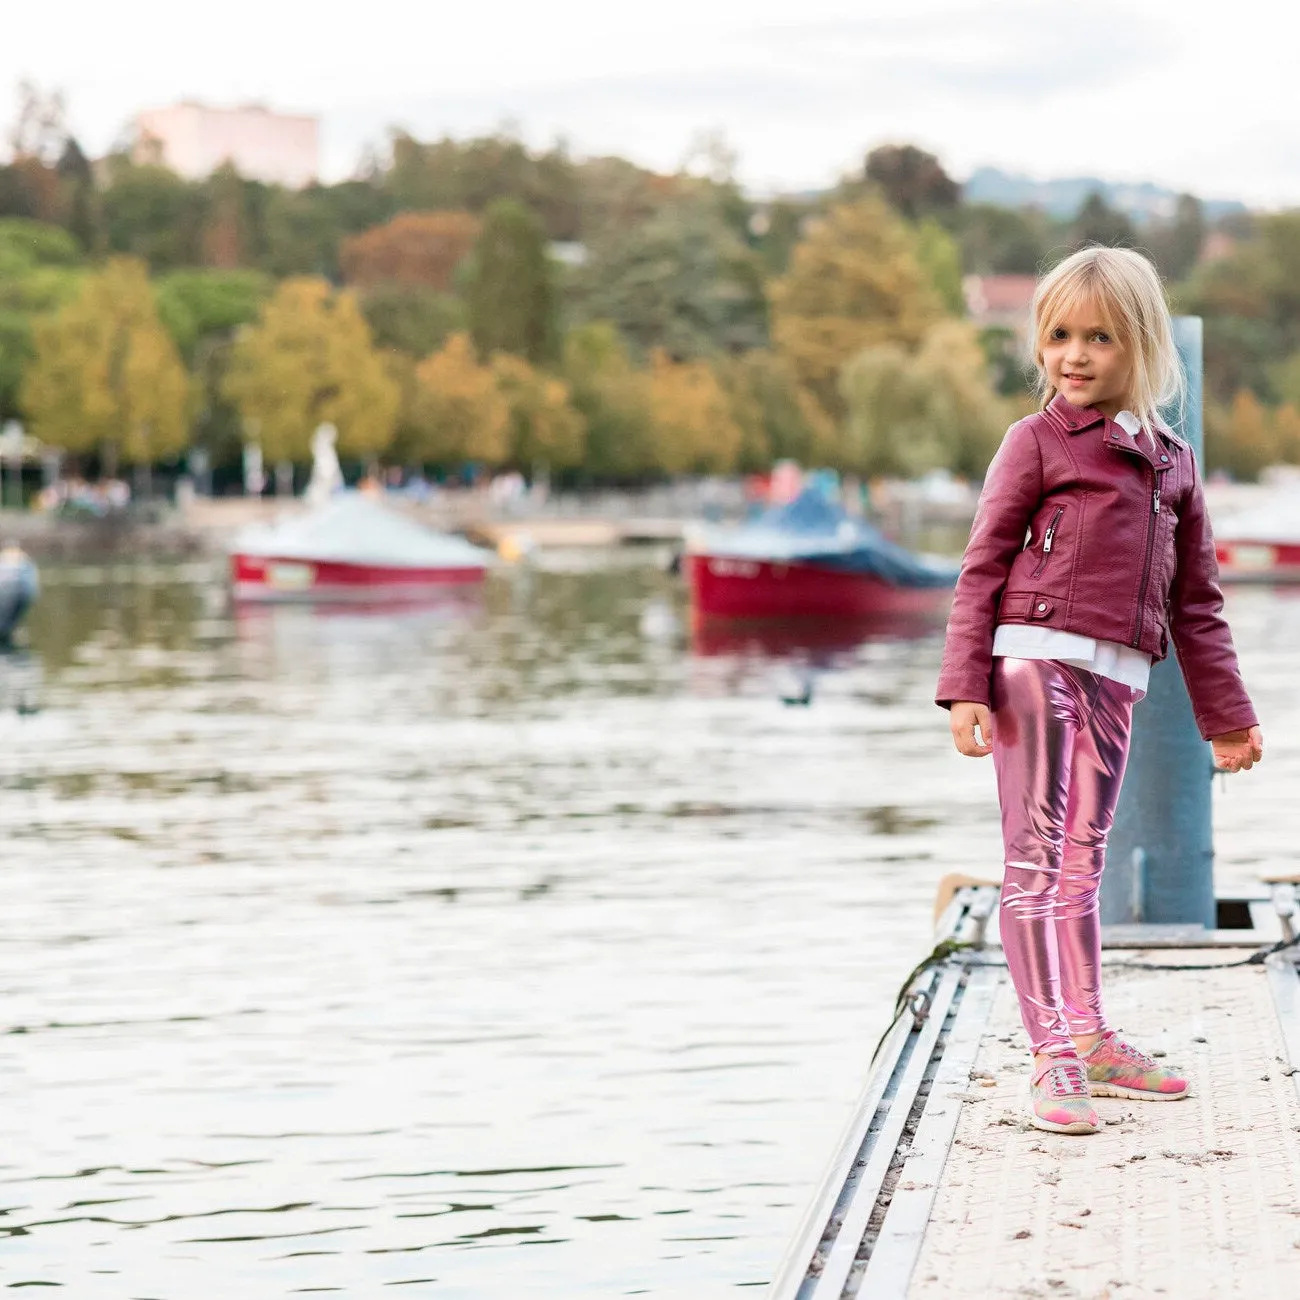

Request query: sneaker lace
[
  {"left": 1045, "top": 1061, "right": 1088, "bottom": 1098},
  {"left": 1113, "top": 1037, "right": 1156, "bottom": 1069}
]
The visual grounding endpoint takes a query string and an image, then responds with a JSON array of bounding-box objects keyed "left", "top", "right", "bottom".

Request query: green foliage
[
  {"left": 101, "top": 159, "right": 204, "bottom": 269},
  {"left": 465, "top": 199, "right": 558, "bottom": 364},
  {"left": 561, "top": 322, "right": 655, "bottom": 479},
  {"left": 943, "top": 203, "right": 1052, "bottom": 276},
  {"left": 571, "top": 198, "right": 767, "bottom": 359},
  {"left": 154, "top": 268, "right": 273, "bottom": 360},
  {"left": 839, "top": 321, "right": 1008, "bottom": 478},
  {"left": 361, "top": 284, "right": 466, "bottom": 358},
  {"left": 912, "top": 218, "right": 965, "bottom": 314},
  {"left": 1068, "top": 192, "right": 1135, "bottom": 250}
]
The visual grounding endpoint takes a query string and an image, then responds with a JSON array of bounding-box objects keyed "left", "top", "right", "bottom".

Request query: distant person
[{"left": 936, "top": 247, "right": 1263, "bottom": 1135}]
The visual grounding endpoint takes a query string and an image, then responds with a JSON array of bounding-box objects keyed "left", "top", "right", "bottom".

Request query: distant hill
[{"left": 963, "top": 167, "right": 1248, "bottom": 224}]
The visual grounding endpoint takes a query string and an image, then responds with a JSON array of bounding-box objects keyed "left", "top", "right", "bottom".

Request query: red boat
[
  {"left": 686, "top": 554, "right": 953, "bottom": 620},
  {"left": 231, "top": 493, "right": 492, "bottom": 602},
  {"left": 1212, "top": 493, "right": 1300, "bottom": 583},
  {"left": 685, "top": 490, "right": 957, "bottom": 621}
]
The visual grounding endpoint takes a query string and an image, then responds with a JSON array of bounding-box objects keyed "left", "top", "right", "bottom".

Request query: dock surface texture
[
  {"left": 767, "top": 885, "right": 1300, "bottom": 1300},
  {"left": 911, "top": 956, "right": 1300, "bottom": 1299}
]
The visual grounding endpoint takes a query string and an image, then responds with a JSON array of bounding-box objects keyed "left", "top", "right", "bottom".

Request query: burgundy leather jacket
[{"left": 935, "top": 395, "right": 1257, "bottom": 740}]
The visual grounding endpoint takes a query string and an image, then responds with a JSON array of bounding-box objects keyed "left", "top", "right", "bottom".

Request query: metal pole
[{"left": 1100, "top": 316, "right": 1215, "bottom": 928}]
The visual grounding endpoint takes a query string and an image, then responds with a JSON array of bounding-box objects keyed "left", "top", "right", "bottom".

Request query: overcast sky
[{"left": 4, "top": 0, "right": 1297, "bottom": 206}]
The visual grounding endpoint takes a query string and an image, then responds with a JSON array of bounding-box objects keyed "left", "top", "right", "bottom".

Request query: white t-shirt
[{"left": 991, "top": 409, "right": 1154, "bottom": 697}]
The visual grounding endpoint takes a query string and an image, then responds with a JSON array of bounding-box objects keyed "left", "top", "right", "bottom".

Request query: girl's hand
[
  {"left": 951, "top": 702, "right": 993, "bottom": 757},
  {"left": 1211, "top": 725, "right": 1263, "bottom": 773}
]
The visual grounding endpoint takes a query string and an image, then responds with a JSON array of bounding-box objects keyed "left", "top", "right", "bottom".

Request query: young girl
[{"left": 935, "top": 246, "right": 1264, "bottom": 1135}]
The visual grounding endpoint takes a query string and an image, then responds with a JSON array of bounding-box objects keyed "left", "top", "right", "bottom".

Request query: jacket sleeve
[
  {"left": 935, "top": 420, "right": 1043, "bottom": 710},
  {"left": 1168, "top": 451, "right": 1258, "bottom": 740}
]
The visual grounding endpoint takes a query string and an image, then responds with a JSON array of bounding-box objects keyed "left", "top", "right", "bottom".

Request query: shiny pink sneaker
[
  {"left": 1028, "top": 1056, "right": 1100, "bottom": 1134},
  {"left": 1082, "top": 1030, "right": 1189, "bottom": 1101}
]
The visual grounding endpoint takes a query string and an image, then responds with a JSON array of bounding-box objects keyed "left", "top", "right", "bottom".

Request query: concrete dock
[{"left": 768, "top": 884, "right": 1300, "bottom": 1299}]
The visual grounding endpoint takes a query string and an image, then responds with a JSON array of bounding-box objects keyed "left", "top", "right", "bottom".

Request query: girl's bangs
[{"left": 1035, "top": 270, "right": 1127, "bottom": 351}]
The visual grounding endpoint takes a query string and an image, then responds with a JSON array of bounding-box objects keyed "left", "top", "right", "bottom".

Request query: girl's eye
[
  {"left": 1092, "top": 332, "right": 1112, "bottom": 344},
  {"left": 1050, "top": 328, "right": 1067, "bottom": 340}
]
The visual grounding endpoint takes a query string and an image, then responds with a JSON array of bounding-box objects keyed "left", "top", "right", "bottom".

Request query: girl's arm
[
  {"left": 936, "top": 420, "right": 1043, "bottom": 710},
  {"left": 1168, "top": 451, "right": 1259, "bottom": 740}
]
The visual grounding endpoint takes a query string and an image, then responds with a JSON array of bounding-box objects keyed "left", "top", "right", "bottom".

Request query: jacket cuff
[
  {"left": 935, "top": 672, "right": 992, "bottom": 711},
  {"left": 1194, "top": 704, "right": 1259, "bottom": 742}
]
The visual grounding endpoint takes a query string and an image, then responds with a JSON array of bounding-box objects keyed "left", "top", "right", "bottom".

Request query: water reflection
[{"left": 0, "top": 558, "right": 1290, "bottom": 1296}]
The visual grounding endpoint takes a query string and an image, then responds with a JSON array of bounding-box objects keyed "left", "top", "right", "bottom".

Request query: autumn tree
[
  {"left": 1274, "top": 404, "right": 1300, "bottom": 466},
  {"left": 491, "top": 354, "right": 585, "bottom": 472},
  {"left": 1205, "top": 389, "right": 1274, "bottom": 481},
  {"left": 408, "top": 332, "right": 509, "bottom": 466},
  {"left": 21, "top": 256, "right": 190, "bottom": 474},
  {"left": 645, "top": 349, "right": 742, "bottom": 474},
  {"left": 770, "top": 196, "right": 944, "bottom": 414},
  {"left": 464, "top": 199, "right": 558, "bottom": 364},
  {"left": 222, "top": 277, "right": 399, "bottom": 469},
  {"left": 340, "top": 211, "right": 480, "bottom": 290}
]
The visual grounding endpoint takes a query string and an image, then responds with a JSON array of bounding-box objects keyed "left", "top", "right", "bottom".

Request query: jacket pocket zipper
[{"left": 1031, "top": 507, "right": 1064, "bottom": 577}]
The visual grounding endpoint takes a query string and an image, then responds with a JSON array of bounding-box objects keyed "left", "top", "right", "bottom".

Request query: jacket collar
[{"left": 1044, "top": 393, "right": 1187, "bottom": 450}]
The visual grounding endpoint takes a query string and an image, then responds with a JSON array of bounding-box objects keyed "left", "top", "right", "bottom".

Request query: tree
[
  {"left": 839, "top": 320, "right": 1007, "bottom": 479},
  {"left": 154, "top": 268, "right": 273, "bottom": 361},
  {"left": 56, "top": 137, "right": 101, "bottom": 252},
  {"left": 409, "top": 332, "right": 509, "bottom": 466},
  {"left": 913, "top": 218, "right": 965, "bottom": 314},
  {"left": 222, "top": 277, "right": 399, "bottom": 467},
  {"left": 101, "top": 158, "right": 204, "bottom": 270},
  {"left": 21, "top": 257, "right": 190, "bottom": 474},
  {"left": 561, "top": 322, "right": 655, "bottom": 479},
  {"left": 0, "top": 219, "right": 86, "bottom": 421},
  {"left": 714, "top": 350, "right": 835, "bottom": 471},
  {"left": 361, "top": 284, "right": 465, "bottom": 358},
  {"left": 645, "top": 349, "right": 742, "bottom": 474},
  {"left": 862, "top": 144, "right": 959, "bottom": 220},
  {"left": 1274, "top": 404, "right": 1300, "bottom": 466},
  {"left": 769, "top": 196, "right": 944, "bottom": 414},
  {"left": 571, "top": 198, "right": 767, "bottom": 359},
  {"left": 464, "top": 199, "right": 558, "bottom": 364},
  {"left": 491, "top": 354, "right": 585, "bottom": 471},
  {"left": 944, "top": 202, "right": 1053, "bottom": 276},
  {"left": 1205, "top": 389, "right": 1274, "bottom": 481},
  {"left": 340, "top": 210, "right": 480, "bottom": 290},
  {"left": 1146, "top": 194, "right": 1205, "bottom": 283},
  {"left": 1068, "top": 192, "right": 1135, "bottom": 250}
]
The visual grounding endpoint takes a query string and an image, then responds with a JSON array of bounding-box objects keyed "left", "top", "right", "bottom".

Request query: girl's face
[{"left": 1040, "top": 300, "right": 1133, "bottom": 419}]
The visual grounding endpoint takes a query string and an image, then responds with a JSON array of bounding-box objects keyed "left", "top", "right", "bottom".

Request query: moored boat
[
  {"left": 685, "top": 488, "right": 958, "bottom": 620},
  {"left": 230, "top": 493, "right": 493, "bottom": 602},
  {"left": 0, "top": 544, "right": 37, "bottom": 640}
]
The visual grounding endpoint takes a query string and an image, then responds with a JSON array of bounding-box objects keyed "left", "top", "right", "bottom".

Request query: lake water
[{"left": 0, "top": 553, "right": 1293, "bottom": 1297}]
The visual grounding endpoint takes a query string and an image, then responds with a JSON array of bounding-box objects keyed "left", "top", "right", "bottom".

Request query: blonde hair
[{"left": 1031, "top": 246, "right": 1184, "bottom": 432}]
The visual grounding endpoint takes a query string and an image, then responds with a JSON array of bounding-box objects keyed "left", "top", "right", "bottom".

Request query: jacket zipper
[
  {"left": 1031, "top": 507, "right": 1064, "bottom": 577},
  {"left": 1131, "top": 471, "right": 1163, "bottom": 647}
]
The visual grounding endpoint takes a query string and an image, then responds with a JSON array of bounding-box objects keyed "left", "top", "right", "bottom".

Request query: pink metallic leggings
[{"left": 991, "top": 657, "right": 1135, "bottom": 1057}]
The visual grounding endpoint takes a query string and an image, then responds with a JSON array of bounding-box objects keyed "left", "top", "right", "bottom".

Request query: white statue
[{"left": 305, "top": 422, "right": 343, "bottom": 507}]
